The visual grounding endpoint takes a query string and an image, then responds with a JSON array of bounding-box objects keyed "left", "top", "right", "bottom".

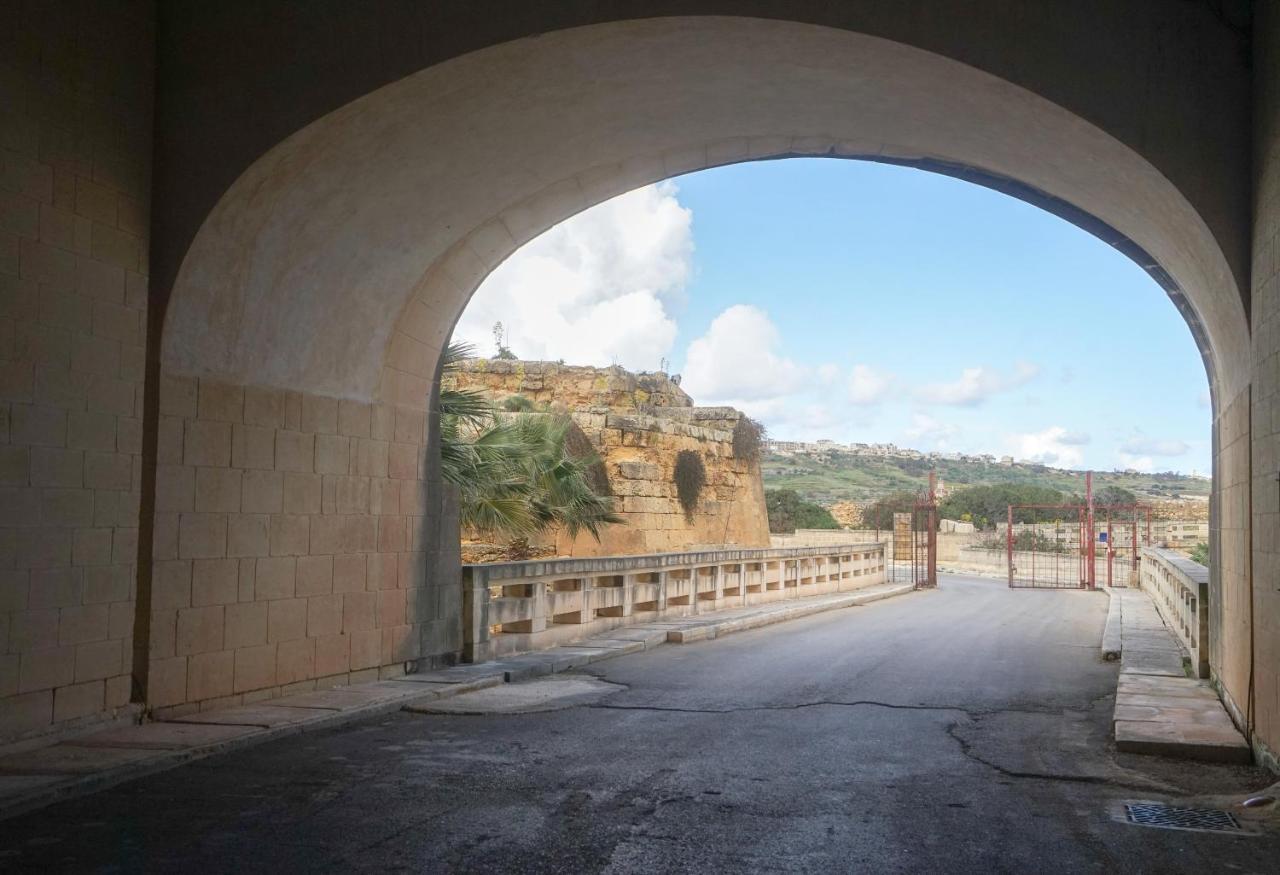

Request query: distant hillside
[{"left": 761, "top": 451, "right": 1209, "bottom": 504}]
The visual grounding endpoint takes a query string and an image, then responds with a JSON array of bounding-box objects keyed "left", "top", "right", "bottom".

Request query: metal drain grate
[{"left": 1124, "top": 803, "right": 1241, "bottom": 833}]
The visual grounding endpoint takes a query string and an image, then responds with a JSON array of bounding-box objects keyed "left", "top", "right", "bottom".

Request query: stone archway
[{"left": 152, "top": 17, "right": 1247, "bottom": 714}]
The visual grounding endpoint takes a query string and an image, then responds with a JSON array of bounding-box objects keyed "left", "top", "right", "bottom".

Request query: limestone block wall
[
  {"left": 558, "top": 408, "right": 771, "bottom": 557},
  {"left": 1242, "top": 2, "right": 1280, "bottom": 768},
  {"left": 145, "top": 377, "right": 455, "bottom": 716},
  {"left": 448, "top": 360, "right": 691, "bottom": 410},
  {"left": 0, "top": 2, "right": 153, "bottom": 740}
]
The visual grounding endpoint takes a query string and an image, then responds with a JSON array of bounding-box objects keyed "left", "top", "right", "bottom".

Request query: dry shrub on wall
[
  {"left": 732, "top": 416, "right": 766, "bottom": 463},
  {"left": 674, "top": 450, "right": 707, "bottom": 521}
]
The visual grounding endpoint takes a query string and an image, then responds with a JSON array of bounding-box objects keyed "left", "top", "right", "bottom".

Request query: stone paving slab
[
  {"left": 0, "top": 579, "right": 920, "bottom": 821},
  {"left": 1115, "top": 719, "right": 1253, "bottom": 764},
  {"left": 1110, "top": 588, "right": 1250, "bottom": 764}
]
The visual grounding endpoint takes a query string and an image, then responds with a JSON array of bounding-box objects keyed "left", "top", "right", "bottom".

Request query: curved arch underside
[{"left": 162, "top": 17, "right": 1248, "bottom": 407}]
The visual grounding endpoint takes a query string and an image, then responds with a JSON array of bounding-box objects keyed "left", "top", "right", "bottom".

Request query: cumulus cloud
[
  {"left": 916, "top": 361, "right": 1041, "bottom": 407},
  {"left": 1009, "top": 426, "right": 1086, "bottom": 468},
  {"left": 1197, "top": 389, "right": 1211, "bottom": 409},
  {"left": 848, "top": 365, "right": 896, "bottom": 406},
  {"left": 680, "top": 305, "right": 807, "bottom": 412},
  {"left": 1118, "top": 453, "right": 1155, "bottom": 472},
  {"left": 453, "top": 182, "right": 692, "bottom": 370},
  {"left": 817, "top": 363, "right": 841, "bottom": 386},
  {"left": 1120, "top": 436, "right": 1189, "bottom": 457},
  {"left": 905, "top": 413, "right": 959, "bottom": 448}
]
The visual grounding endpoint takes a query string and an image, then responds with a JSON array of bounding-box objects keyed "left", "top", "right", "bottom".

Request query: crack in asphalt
[
  {"left": 942, "top": 720, "right": 1176, "bottom": 794},
  {"left": 587, "top": 699, "right": 1067, "bottom": 717},
  {"left": 590, "top": 696, "right": 1174, "bottom": 794}
]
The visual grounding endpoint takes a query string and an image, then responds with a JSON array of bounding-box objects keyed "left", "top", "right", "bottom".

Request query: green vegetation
[
  {"left": 762, "top": 451, "right": 1206, "bottom": 505},
  {"left": 765, "top": 489, "right": 839, "bottom": 533},
  {"left": 674, "top": 450, "right": 707, "bottom": 520},
  {"left": 1190, "top": 542, "right": 1209, "bottom": 567},
  {"left": 439, "top": 343, "right": 621, "bottom": 543}
]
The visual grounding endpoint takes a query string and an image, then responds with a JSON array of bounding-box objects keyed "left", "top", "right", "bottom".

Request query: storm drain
[{"left": 1123, "top": 803, "right": 1242, "bottom": 834}]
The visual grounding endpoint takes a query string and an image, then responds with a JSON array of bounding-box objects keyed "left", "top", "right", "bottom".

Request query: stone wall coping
[
  {"left": 1141, "top": 546, "right": 1209, "bottom": 586},
  {"left": 464, "top": 543, "right": 883, "bottom": 583}
]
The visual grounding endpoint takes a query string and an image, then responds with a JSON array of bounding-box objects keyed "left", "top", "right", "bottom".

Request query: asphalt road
[{"left": 2, "top": 574, "right": 1277, "bottom": 873}]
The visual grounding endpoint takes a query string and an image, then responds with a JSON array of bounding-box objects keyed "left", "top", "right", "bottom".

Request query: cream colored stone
[
  {"left": 332, "top": 554, "right": 366, "bottom": 593},
  {"left": 275, "top": 638, "right": 315, "bottom": 685},
  {"left": 267, "top": 598, "right": 307, "bottom": 643},
  {"left": 178, "top": 513, "right": 226, "bottom": 559},
  {"left": 301, "top": 395, "right": 338, "bottom": 435},
  {"left": 183, "top": 420, "right": 231, "bottom": 468},
  {"left": 307, "top": 594, "right": 342, "bottom": 638},
  {"left": 240, "top": 469, "right": 283, "bottom": 514},
  {"left": 314, "top": 434, "right": 349, "bottom": 475},
  {"left": 192, "top": 558, "right": 239, "bottom": 606},
  {"left": 282, "top": 472, "right": 321, "bottom": 514},
  {"left": 194, "top": 467, "right": 241, "bottom": 513},
  {"left": 197, "top": 380, "right": 244, "bottom": 423},
  {"left": 187, "top": 650, "right": 234, "bottom": 701},
  {"left": 226, "top": 513, "right": 269, "bottom": 557},
  {"left": 274, "top": 430, "right": 313, "bottom": 473},
  {"left": 224, "top": 601, "right": 268, "bottom": 650},
  {"left": 295, "top": 555, "right": 333, "bottom": 597},
  {"left": 176, "top": 605, "right": 224, "bottom": 655},
  {"left": 269, "top": 514, "right": 309, "bottom": 556},
  {"left": 232, "top": 424, "right": 276, "bottom": 470},
  {"left": 254, "top": 557, "right": 295, "bottom": 600},
  {"left": 233, "top": 644, "right": 276, "bottom": 693}
]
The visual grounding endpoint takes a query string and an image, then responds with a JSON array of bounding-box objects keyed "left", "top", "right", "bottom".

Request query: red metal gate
[
  {"left": 1006, "top": 504, "right": 1088, "bottom": 588},
  {"left": 1005, "top": 473, "right": 1152, "bottom": 590},
  {"left": 1100, "top": 504, "right": 1152, "bottom": 588}
]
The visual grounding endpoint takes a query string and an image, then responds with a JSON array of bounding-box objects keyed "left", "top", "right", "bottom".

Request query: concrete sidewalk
[
  {"left": 0, "top": 580, "right": 917, "bottom": 820},
  {"left": 1108, "top": 587, "right": 1250, "bottom": 763}
]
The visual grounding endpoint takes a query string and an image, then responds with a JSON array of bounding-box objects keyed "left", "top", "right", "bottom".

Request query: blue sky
[{"left": 455, "top": 158, "right": 1210, "bottom": 475}]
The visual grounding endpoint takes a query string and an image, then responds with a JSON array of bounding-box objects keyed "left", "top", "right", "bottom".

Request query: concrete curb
[
  {"left": 667, "top": 584, "right": 918, "bottom": 643},
  {"left": 1101, "top": 587, "right": 1123, "bottom": 661}
]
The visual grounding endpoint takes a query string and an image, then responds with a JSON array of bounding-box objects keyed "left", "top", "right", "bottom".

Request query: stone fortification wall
[
  {"left": 448, "top": 360, "right": 691, "bottom": 411},
  {"left": 445, "top": 361, "right": 770, "bottom": 558}
]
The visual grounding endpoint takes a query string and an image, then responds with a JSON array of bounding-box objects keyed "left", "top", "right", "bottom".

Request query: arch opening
[{"left": 152, "top": 16, "right": 1246, "bottom": 711}]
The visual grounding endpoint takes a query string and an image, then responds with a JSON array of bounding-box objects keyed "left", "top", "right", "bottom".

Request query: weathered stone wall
[
  {"left": 448, "top": 360, "right": 691, "bottom": 411},
  {"left": 563, "top": 408, "right": 770, "bottom": 557},
  {"left": 446, "top": 361, "right": 770, "bottom": 557},
  {"left": 0, "top": 1, "right": 153, "bottom": 741}
]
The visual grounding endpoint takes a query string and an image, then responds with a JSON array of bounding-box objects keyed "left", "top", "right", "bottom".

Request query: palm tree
[{"left": 438, "top": 343, "right": 621, "bottom": 546}]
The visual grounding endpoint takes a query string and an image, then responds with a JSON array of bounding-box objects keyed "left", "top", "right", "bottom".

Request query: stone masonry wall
[
  {"left": 1243, "top": 3, "right": 1280, "bottom": 767},
  {"left": 0, "top": 2, "right": 153, "bottom": 741},
  {"left": 560, "top": 408, "right": 771, "bottom": 557},
  {"left": 145, "top": 377, "right": 456, "bottom": 716},
  {"left": 449, "top": 360, "right": 692, "bottom": 411},
  {"left": 446, "top": 361, "right": 770, "bottom": 558}
]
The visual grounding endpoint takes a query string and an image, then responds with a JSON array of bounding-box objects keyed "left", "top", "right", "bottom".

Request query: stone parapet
[
  {"left": 1139, "top": 547, "right": 1210, "bottom": 679},
  {"left": 463, "top": 542, "right": 886, "bottom": 661}
]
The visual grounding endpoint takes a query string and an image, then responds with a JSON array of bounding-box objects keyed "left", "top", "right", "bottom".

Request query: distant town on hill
[{"left": 761, "top": 439, "right": 1210, "bottom": 504}]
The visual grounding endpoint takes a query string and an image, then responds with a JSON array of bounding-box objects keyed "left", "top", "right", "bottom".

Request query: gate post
[{"left": 1006, "top": 505, "right": 1014, "bottom": 587}]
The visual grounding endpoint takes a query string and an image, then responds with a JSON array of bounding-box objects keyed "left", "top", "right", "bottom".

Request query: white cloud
[
  {"left": 1197, "top": 389, "right": 1211, "bottom": 409},
  {"left": 848, "top": 364, "right": 895, "bottom": 405},
  {"left": 1009, "top": 426, "right": 1086, "bottom": 468},
  {"left": 1120, "top": 436, "right": 1189, "bottom": 457},
  {"left": 453, "top": 182, "right": 692, "bottom": 370},
  {"left": 680, "top": 305, "right": 807, "bottom": 410},
  {"left": 1118, "top": 453, "right": 1155, "bottom": 472},
  {"left": 905, "top": 413, "right": 959, "bottom": 448},
  {"left": 916, "top": 361, "right": 1041, "bottom": 407},
  {"left": 817, "top": 363, "right": 841, "bottom": 386}
]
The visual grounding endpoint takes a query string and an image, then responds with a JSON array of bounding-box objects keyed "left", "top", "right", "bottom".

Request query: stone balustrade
[
  {"left": 1138, "top": 547, "right": 1210, "bottom": 678},
  {"left": 463, "top": 543, "right": 887, "bottom": 661}
]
